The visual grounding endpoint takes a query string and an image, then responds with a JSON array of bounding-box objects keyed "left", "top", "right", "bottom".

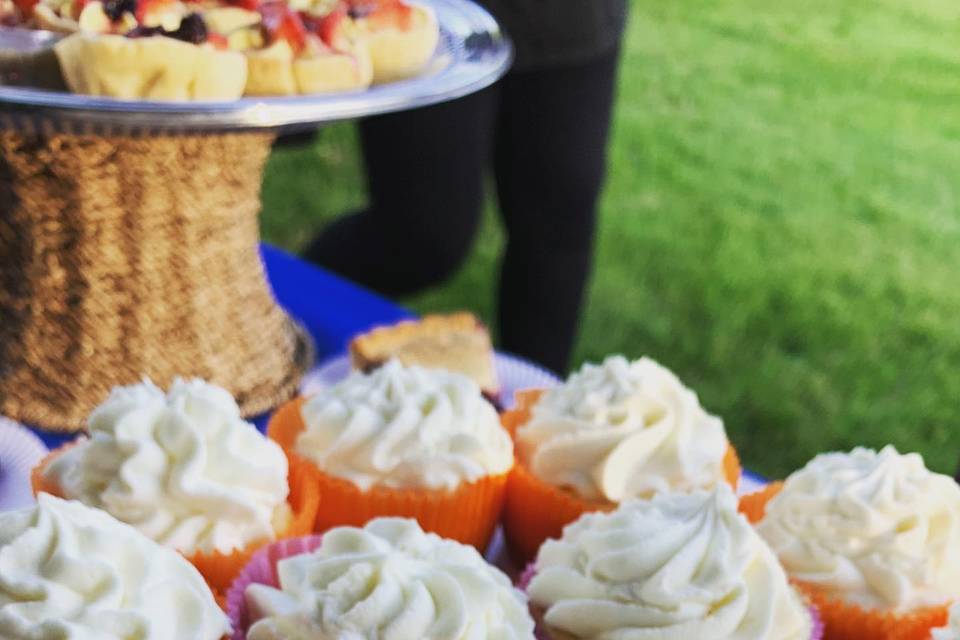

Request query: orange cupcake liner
[
  {"left": 739, "top": 484, "right": 952, "bottom": 640},
  {"left": 30, "top": 438, "right": 321, "bottom": 600},
  {"left": 738, "top": 480, "right": 785, "bottom": 524},
  {"left": 187, "top": 450, "right": 320, "bottom": 596},
  {"left": 502, "top": 452, "right": 614, "bottom": 565},
  {"left": 30, "top": 441, "right": 79, "bottom": 499},
  {"left": 796, "top": 582, "right": 949, "bottom": 640},
  {"left": 268, "top": 396, "right": 510, "bottom": 551},
  {"left": 501, "top": 388, "right": 742, "bottom": 565}
]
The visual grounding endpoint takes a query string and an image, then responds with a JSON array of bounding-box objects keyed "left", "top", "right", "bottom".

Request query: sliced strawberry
[
  {"left": 227, "top": 0, "right": 259, "bottom": 11},
  {"left": 11, "top": 0, "right": 39, "bottom": 19},
  {"left": 71, "top": 0, "right": 92, "bottom": 18},
  {"left": 315, "top": 3, "right": 347, "bottom": 47},
  {"left": 260, "top": 1, "right": 307, "bottom": 54},
  {"left": 365, "top": 0, "right": 412, "bottom": 30},
  {"left": 206, "top": 31, "right": 228, "bottom": 48}
]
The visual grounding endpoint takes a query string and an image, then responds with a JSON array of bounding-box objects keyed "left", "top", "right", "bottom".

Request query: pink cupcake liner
[
  {"left": 518, "top": 564, "right": 824, "bottom": 640},
  {"left": 225, "top": 535, "right": 324, "bottom": 640},
  {"left": 809, "top": 604, "right": 824, "bottom": 640}
]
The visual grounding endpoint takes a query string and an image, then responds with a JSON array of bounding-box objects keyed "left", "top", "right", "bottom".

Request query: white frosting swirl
[
  {"left": 517, "top": 355, "right": 729, "bottom": 502},
  {"left": 245, "top": 517, "right": 534, "bottom": 639},
  {"left": 0, "top": 494, "right": 230, "bottom": 640},
  {"left": 45, "top": 378, "right": 290, "bottom": 555},
  {"left": 933, "top": 603, "right": 960, "bottom": 640},
  {"left": 297, "top": 360, "right": 513, "bottom": 491},
  {"left": 757, "top": 446, "right": 960, "bottom": 611},
  {"left": 527, "top": 485, "right": 811, "bottom": 640}
]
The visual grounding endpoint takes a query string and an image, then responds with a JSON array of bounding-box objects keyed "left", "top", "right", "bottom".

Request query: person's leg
[
  {"left": 302, "top": 88, "right": 497, "bottom": 296},
  {"left": 494, "top": 49, "right": 621, "bottom": 374}
]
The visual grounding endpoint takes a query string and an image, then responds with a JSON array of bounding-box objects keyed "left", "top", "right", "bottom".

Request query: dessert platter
[
  {"left": 4, "top": 312, "right": 958, "bottom": 639},
  {"left": 0, "top": 0, "right": 512, "bottom": 129}
]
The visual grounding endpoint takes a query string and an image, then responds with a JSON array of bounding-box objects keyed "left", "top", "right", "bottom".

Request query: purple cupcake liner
[
  {"left": 808, "top": 603, "right": 824, "bottom": 640},
  {"left": 518, "top": 563, "right": 824, "bottom": 640},
  {"left": 225, "top": 535, "right": 324, "bottom": 640}
]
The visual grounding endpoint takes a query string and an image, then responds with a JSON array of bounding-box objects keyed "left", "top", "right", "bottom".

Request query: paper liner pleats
[
  {"left": 739, "top": 484, "right": 952, "bottom": 640},
  {"left": 225, "top": 535, "right": 326, "bottom": 640},
  {"left": 31, "top": 441, "right": 320, "bottom": 598},
  {"left": 268, "top": 397, "right": 509, "bottom": 551},
  {"left": 501, "top": 388, "right": 742, "bottom": 565}
]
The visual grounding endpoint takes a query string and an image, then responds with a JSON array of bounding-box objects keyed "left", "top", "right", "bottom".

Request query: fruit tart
[
  {"left": 14, "top": 0, "right": 249, "bottom": 100},
  {"left": 344, "top": 0, "right": 437, "bottom": 83},
  {"left": 236, "top": 0, "right": 372, "bottom": 96}
]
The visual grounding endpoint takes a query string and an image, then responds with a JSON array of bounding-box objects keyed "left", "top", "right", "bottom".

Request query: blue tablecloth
[{"left": 26, "top": 244, "right": 412, "bottom": 449}]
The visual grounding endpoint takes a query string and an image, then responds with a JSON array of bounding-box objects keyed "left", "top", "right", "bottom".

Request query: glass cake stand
[
  {"left": 0, "top": 0, "right": 511, "bottom": 433},
  {"left": 0, "top": 0, "right": 512, "bottom": 131}
]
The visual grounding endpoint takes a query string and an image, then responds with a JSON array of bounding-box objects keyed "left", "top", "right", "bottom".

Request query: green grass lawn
[{"left": 261, "top": 0, "right": 960, "bottom": 478}]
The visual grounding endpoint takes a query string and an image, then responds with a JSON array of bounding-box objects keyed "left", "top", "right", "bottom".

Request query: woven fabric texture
[{"left": 0, "top": 128, "right": 311, "bottom": 431}]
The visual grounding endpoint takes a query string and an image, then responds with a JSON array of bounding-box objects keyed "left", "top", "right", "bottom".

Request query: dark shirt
[{"left": 479, "top": 0, "right": 628, "bottom": 71}]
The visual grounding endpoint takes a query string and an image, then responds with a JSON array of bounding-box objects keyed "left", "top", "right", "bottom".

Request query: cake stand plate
[{"left": 0, "top": 0, "right": 512, "bottom": 132}]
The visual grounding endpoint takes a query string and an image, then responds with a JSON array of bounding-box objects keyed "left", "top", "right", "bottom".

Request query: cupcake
[
  {"left": 32, "top": 378, "right": 319, "bottom": 595},
  {"left": 524, "top": 485, "right": 820, "bottom": 640},
  {"left": 745, "top": 446, "right": 959, "bottom": 639},
  {"left": 932, "top": 604, "right": 960, "bottom": 639},
  {"left": 229, "top": 517, "right": 535, "bottom": 639},
  {"left": 502, "top": 355, "right": 741, "bottom": 563},
  {"left": 0, "top": 494, "right": 231, "bottom": 639},
  {"left": 268, "top": 359, "right": 513, "bottom": 550}
]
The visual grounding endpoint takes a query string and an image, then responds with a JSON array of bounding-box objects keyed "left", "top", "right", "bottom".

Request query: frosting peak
[
  {"left": 45, "top": 377, "right": 290, "bottom": 555},
  {"left": 527, "top": 485, "right": 811, "bottom": 640},
  {"left": 0, "top": 494, "right": 230, "bottom": 640},
  {"left": 246, "top": 517, "right": 534, "bottom": 639},
  {"left": 757, "top": 446, "right": 960, "bottom": 611},
  {"left": 517, "top": 355, "right": 729, "bottom": 502},
  {"left": 296, "top": 359, "right": 513, "bottom": 491}
]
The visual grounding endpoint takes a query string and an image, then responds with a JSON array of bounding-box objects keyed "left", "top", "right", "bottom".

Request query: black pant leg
[
  {"left": 494, "top": 49, "right": 622, "bottom": 374},
  {"left": 302, "top": 88, "right": 497, "bottom": 296}
]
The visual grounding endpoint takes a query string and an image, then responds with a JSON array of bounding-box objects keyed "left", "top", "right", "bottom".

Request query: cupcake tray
[{"left": 0, "top": 0, "right": 512, "bottom": 132}]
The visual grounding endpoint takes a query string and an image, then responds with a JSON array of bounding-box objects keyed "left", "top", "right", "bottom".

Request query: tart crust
[
  {"left": 54, "top": 32, "right": 248, "bottom": 100},
  {"left": 243, "top": 38, "right": 372, "bottom": 96},
  {"left": 360, "top": 1, "right": 438, "bottom": 84},
  {"left": 349, "top": 312, "right": 499, "bottom": 393}
]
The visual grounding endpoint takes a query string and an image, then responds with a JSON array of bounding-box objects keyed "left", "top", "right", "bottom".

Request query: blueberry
[
  {"left": 171, "top": 13, "right": 208, "bottom": 44},
  {"left": 127, "top": 24, "right": 163, "bottom": 37},
  {"left": 347, "top": 1, "right": 375, "bottom": 18},
  {"left": 102, "top": 0, "right": 136, "bottom": 22}
]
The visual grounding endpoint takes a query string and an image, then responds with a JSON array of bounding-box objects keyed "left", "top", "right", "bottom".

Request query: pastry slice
[{"left": 349, "top": 313, "right": 500, "bottom": 398}]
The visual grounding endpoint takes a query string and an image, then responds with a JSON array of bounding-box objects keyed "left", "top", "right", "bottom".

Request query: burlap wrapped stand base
[{"left": 0, "top": 123, "right": 313, "bottom": 431}]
